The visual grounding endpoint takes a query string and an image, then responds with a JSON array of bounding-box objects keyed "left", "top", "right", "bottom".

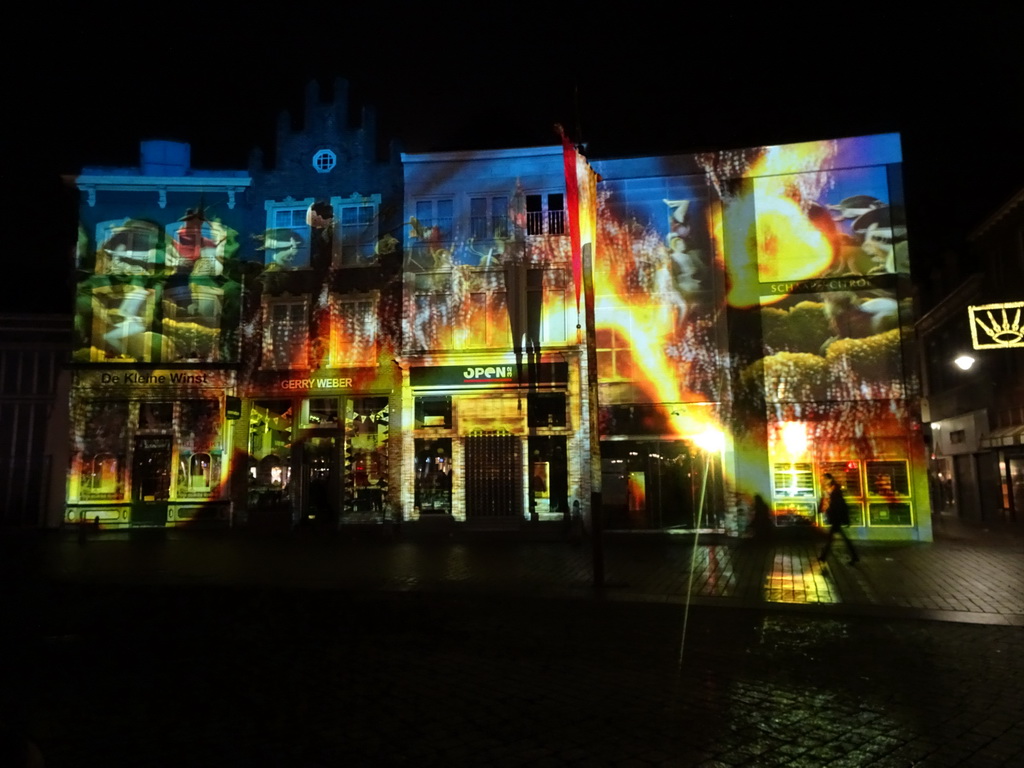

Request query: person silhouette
[{"left": 818, "top": 473, "right": 859, "bottom": 565}]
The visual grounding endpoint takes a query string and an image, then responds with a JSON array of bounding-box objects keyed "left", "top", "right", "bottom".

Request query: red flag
[{"left": 559, "top": 127, "right": 583, "bottom": 318}]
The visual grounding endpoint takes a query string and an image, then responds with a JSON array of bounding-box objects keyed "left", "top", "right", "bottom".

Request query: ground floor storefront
[
  {"left": 66, "top": 369, "right": 235, "bottom": 528},
  {"left": 760, "top": 400, "right": 932, "bottom": 542},
  {"left": 239, "top": 368, "right": 399, "bottom": 530},
  {"left": 400, "top": 355, "right": 586, "bottom": 529},
  {"left": 929, "top": 415, "right": 1024, "bottom": 525}
]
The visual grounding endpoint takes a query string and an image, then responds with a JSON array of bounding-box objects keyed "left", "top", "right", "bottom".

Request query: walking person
[{"left": 818, "top": 472, "right": 859, "bottom": 565}]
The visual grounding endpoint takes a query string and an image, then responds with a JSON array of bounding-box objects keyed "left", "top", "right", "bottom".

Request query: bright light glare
[
  {"left": 693, "top": 427, "right": 725, "bottom": 453},
  {"left": 954, "top": 354, "right": 976, "bottom": 371}
]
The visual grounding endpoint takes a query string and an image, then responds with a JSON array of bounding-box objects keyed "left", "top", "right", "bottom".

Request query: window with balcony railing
[{"left": 526, "top": 193, "right": 566, "bottom": 236}]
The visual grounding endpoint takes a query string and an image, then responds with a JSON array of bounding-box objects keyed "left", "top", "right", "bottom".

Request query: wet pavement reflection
[{"left": 763, "top": 551, "right": 839, "bottom": 604}]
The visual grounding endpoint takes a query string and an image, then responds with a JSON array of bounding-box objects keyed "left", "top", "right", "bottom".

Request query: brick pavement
[
  {"left": 3, "top": 515, "right": 1024, "bottom": 766},
  {"left": 5, "top": 585, "right": 1024, "bottom": 766},
  {"left": 8, "top": 511, "right": 1023, "bottom": 626}
]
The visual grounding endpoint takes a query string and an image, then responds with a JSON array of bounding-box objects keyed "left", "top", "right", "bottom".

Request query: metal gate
[{"left": 464, "top": 431, "right": 521, "bottom": 521}]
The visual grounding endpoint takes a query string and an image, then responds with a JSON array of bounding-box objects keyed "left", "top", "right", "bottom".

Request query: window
[
  {"left": 414, "top": 438, "right": 453, "bottom": 515},
  {"left": 470, "top": 196, "right": 509, "bottom": 240},
  {"left": 337, "top": 202, "right": 378, "bottom": 266},
  {"left": 461, "top": 290, "right": 510, "bottom": 349},
  {"left": 96, "top": 219, "right": 162, "bottom": 275},
  {"left": 528, "top": 393, "right": 567, "bottom": 427},
  {"left": 344, "top": 397, "right": 390, "bottom": 517},
  {"left": 187, "top": 453, "right": 213, "bottom": 491},
  {"left": 90, "top": 283, "right": 157, "bottom": 362},
  {"left": 866, "top": 460, "right": 910, "bottom": 497},
  {"left": 264, "top": 299, "right": 309, "bottom": 369},
  {"left": 596, "top": 309, "right": 635, "bottom": 381},
  {"left": 83, "top": 452, "right": 122, "bottom": 498},
  {"left": 409, "top": 199, "right": 454, "bottom": 271},
  {"left": 532, "top": 267, "right": 568, "bottom": 344},
  {"left": 306, "top": 398, "right": 340, "bottom": 426},
  {"left": 162, "top": 282, "right": 224, "bottom": 362},
  {"left": 415, "top": 199, "right": 454, "bottom": 241},
  {"left": 331, "top": 292, "right": 378, "bottom": 365},
  {"left": 78, "top": 400, "right": 129, "bottom": 500},
  {"left": 409, "top": 272, "right": 453, "bottom": 352},
  {"left": 139, "top": 402, "right": 174, "bottom": 430},
  {"left": 819, "top": 461, "right": 862, "bottom": 496},
  {"left": 249, "top": 399, "right": 293, "bottom": 495},
  {"left": 312, "top": 149, "right": 336, "bottom": 173},
  {"left": 165, "top": 217, "right": 234, "bottom": 276},
  {"left": 415, "top": 396, "right": 452, "bottom": 429},
  {"left": 772, "top": 462, "right": 815, "bottom": 498},
  {"left": 263, "top": 200, "right": 312, "bottom": 270},
  {"left": 526, "top": 193, "right": 566, "bottom": 236}
]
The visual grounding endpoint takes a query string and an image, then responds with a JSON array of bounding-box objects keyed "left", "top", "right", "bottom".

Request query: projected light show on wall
[
  {"left": 593, "top": 133, "right": 923, "bottom": 532},
  {"left": 74, "top": 208, "right": 242, "bottom": 364},
  {"left": 65, "top": 130, "right": 928, "bottom": 540}
]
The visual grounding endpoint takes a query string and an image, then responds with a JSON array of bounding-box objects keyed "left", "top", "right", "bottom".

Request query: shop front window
[
  {"left": 188, "top": 453, "right": 212, "bottom": 490},
  {"left": 344, "top": 397, "right": 389, "bottom": 519},
  {"left": 306, "top": 398, "right": 339, "bottom": 426},
  {"left": 175, "top": 399, "right": 222, "bottom": 498},
  {"left": 601, "top": 440, "right": 720, "bottom": 531},
  {"left": 248, "top": 400, "right": 293, "bottom": 508},
  {"left": 528, "top": 436, "right": 568, "bottom": 521},
  {"left": 79, "top": 400, "right": 129, "bottom": 500},
  {"left": 85, "top": 452, "right": 122, "bottom": 498}
]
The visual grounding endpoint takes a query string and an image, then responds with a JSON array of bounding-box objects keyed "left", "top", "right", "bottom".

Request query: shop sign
[
  {"left": 411, "top": 362, "right": 569, "bottom": 388},
  {"left": 764, "top": 274, "right": 891, "bottom": 295},
  {"left": 277, "top": 375, "right": 355, "bottom": 390},
  {"left": 77, "top": 370, "right": 230, "bottom": 389},
  {"left": 969, "top": 301, "right": 1024, "bottom": 349}
]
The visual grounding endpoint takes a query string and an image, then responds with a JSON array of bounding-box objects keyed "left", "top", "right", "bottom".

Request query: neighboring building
[
  {"left": 240, "top": 79, "right": 404, "bottom": 529},
  {"left": 0, "top": 314, "right": 71, "bottom": 528},
  {"left": 65, "top": 79, "right": 405, "bottom": 531},
  {"left": 67, "top": 141, "right": 251, "bottom": 528},
  {"left": 592, "top": 134, "right": 928, "bottom": 541},
  {"left": 918, "top": 187, "right": 1024, "bottom": 524}
]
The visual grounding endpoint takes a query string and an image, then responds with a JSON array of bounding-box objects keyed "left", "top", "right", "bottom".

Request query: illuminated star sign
[{"left": 969, "top": 302, "right": 1024, "bottom": 349}]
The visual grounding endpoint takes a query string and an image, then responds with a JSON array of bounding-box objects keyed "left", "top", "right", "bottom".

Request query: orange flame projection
[
  {"left": 719, "top": 140, "right": 840, "bottom": 308},
  {"left": 592, "top": 230, "right": 724, "bottom": 446}
]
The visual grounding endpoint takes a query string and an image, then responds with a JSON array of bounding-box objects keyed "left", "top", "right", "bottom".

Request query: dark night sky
[{"left": 7, "top": 5, "right": 1023, "bottom": 313}]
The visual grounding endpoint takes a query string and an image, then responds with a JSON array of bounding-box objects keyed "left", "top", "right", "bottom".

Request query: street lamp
[{"left": 954, "top": 354, "right": 976, "bottom": 371}]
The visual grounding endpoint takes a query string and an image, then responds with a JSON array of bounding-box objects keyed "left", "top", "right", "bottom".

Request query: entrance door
[
  {"left": 301, "top": 434, "right": 340, "bottom": 528},
  {"left": 131, "top": 436, "right": 171, "bottom": 527}
]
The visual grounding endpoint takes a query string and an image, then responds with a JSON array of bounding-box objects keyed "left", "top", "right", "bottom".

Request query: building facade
[
  {"left": 400, "top": 147, "right": 587, "bottom": 529},
  {"left": 239, "top": 79, "right": 404, "bottom": 530},
  {"left": 919, "top": 187, "right": 1024, "bottom": 524},
  {"left": 66, "top": 80, "right": 405, "bottom": 531},
  {"left": 399, "top": 134, "right": 931, "bottom": 541},
  {"left": 593, "top": 135, "right": 929, "bottom": 540},
  {"left": 68, "top": 140, "right": 250, "bottom": 528},
  {"left": 64, "top": 110, "right": 931, "bottom": 540}
]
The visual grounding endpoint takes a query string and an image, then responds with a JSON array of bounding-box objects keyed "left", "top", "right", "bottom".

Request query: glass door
[{"left": 131, "top": 436, "right": 171, "bottom": 526}]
